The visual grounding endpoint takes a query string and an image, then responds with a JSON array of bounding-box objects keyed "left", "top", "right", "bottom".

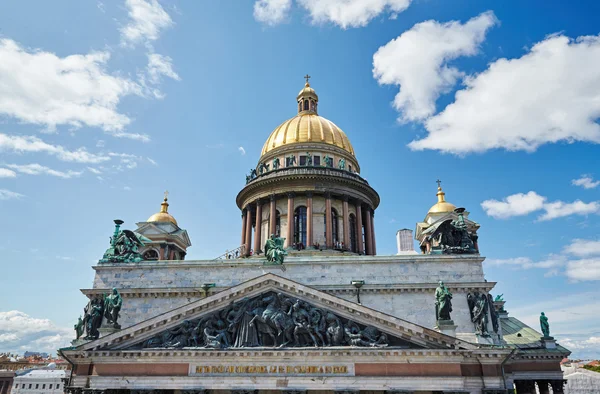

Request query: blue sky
[{"left": 0, "top": 0, "right": 599, "bottom": 358}]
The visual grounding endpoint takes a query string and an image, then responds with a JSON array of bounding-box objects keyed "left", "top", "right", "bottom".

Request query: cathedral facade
[{"left": 60, "top": 80, "right": 569, "bottom": 394}]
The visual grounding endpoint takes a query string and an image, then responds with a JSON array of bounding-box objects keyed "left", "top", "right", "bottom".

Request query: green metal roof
[{"left": 501, "top": 316, "right": 570, "bottom": 354}]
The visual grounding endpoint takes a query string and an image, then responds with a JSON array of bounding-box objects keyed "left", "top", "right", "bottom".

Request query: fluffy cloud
[
  {"left": 480, "top": 191, "right": 546, "bottom": 219},
  {"left": 0, "top": 133, "right": 110, "bottom": 164},
  {"left": 572, "top": 175, "right": 600, "bottom": 189},
  {"left": 253, "top": 0, "right": 292, "bottom": 26},
  {"left": 299, "top": 0, "right": 411, "bottom": 28},
  {"left": 565, "top": 259, "right": 600, "bottom": 281},
  {"left": 0, "top": 39, "right": 150, "bottom": 139},
  {"left": 7, "top": 164, "right": 83, "bottom": 179},
  {"left": 120, "top": 0, "right": 173, "bottom": 47},
  {"left": 373, "top": 11, "right": 497, "bottom": 121},
  {"left": 147, "top": 53, "right": 180, "bottom": 84},
  {"left": 486, "top": 255, "right": 567, "bottom": 270},
  {"left": 0, "top": 189, "right": 24, "bottom": 200},
  {"left": 238, "top": 146, "right": 246, "bottom": 155},
  {"left": 411, "top": 34, "right": 600, "bottom": 153},
  {"left": 563, "top": 239, "right": 600, "bottom": 257},
  {"left": 0, "top": 169, "right": 17, "bottom": 178},
  {"left": 0, "top": 311, "right": 71, "bottom": 355},
  {"left": 481, "top": 191, "right": 600, "bottom": 221}
]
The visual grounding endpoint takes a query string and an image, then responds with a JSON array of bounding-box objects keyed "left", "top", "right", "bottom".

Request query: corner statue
[
  {"left": 99, "top": 219, "right": 152, "bottom": 263},
  {"left": 104, "top": 288, "right": 123, "bottom": 329},
  {"left": 435, "top": 281, "right": 453, "bottom": 322},
  {"left": 540, "top": 312, "right": 550, "bottom": 338},
  {"left": 264, "top": 234, "right": 287, "bottom": 265}
]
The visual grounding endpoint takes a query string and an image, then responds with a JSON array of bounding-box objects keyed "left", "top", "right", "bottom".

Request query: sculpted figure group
[
  {"left": 136, "top": 292, "right": 389, "bottom": 349},
  {"left": 75, "top": 288, "right": 123, "bottom": 341},
  {"left": 99, "top": 220, "right": 151, "bottom": 264}
]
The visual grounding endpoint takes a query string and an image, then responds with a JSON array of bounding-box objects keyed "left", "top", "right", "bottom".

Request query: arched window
[
  {"left": 303, "top": 100, "right": 309, "bottom": 111},
  {"left": 349, "top": 214, "right": 357, "bottom": 253},
  {"left": 143, "top": 249, "right": 159, "bottom": 260},
  {"left": 294, "top": 206, "right": 307, "bottom": 248}
]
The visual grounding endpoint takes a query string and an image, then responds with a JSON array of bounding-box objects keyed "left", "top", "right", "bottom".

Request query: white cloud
[
  {"left": 563, "top": 239, "right": 600, "bottom": 257},
  {"left": 485, "top": 255, "right": 566, "bottom": 270},
  {"left": 565, "top": 258, "right": 600, "bottom": 281},
  {"left": 299, "top": 0, "right": 411, "bottom": 29},
  {"left": 87, "top": 167, "right": 102, "bottom": 175},
  {"left": 481, "top": 191, "right": 546, "bottom": 219},
  {"left": 238, "top": 146, "right": 246, "bottom": 155},
  {"left": 0, "top": 168, "right": 17, "bottom": 178},
  {"left": 254, "top": 0, "right": 292, "bottom": 26},
  {"left": 411, "top": 34, "right": 600, "bottom": 153},
  {"left": 0, "top": 189, "right": 24, "bottom": 200},
  {"left": 481, "top": 191, "right": 600, "bottom": 221},
  {"left": 0, "top": 311, "right": 71, "bottom": 355},
  {"left": 572, "top": 175, "right": 600, "bottom": 189},
  {"left": 147, "top": 53, "right": 180, "bottom": 84},
  {"left": 539, "top": 200, "right": 600, "bottom": 221},
  {"left": 373, "top": 11, "right": 497, "bottom": 122},
  {"left": 147, "top": 157, "right": 158, "bottom": 166},
  {"left": 121, "top": 0, "right": 173, "bottom": 47},
  {"left": 124, "top": 186, "right": 132, "bottom": 191},
  {"left": 7, "top": 164, "right": 83, "bottom": 179},
  {"left": 0, "top": 133, "right": 110, "bottom": 164},
  {"left": 0, "top": 39, "right": 149, "bottom": 138}
]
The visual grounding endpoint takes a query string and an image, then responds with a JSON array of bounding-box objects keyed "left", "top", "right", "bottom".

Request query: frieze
[{"left": 190, "top": 363, "right": 352, "bottom": 376}]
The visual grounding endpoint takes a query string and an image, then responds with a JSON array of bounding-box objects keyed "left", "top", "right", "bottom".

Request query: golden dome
[
  {"left": 261, "top": 78, "right": 354, "bottom": 157},
  {"left": 147, "top": 193, "right": 178, "bottom": 225},
  {"left": 428, "top": 184, "right": 457, "bottom": 214}
]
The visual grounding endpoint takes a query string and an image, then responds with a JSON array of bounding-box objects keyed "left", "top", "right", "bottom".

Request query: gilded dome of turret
[
  {"left": 428, "top": 184, "right": 456, "bottom": 214},
  {"left": 147, "top": 194, "right": 178, "bottom": 225},
  {"left": 260, "top": 79, "right": 355, "bottom": 158}
]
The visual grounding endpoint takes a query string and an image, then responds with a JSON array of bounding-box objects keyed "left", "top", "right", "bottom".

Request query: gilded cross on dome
[
  {"left": 304, "top": 74, "right": 311, "bottom": 84},
  {"left": 436, "top": 179, "right": 442, "bottom": 188}
]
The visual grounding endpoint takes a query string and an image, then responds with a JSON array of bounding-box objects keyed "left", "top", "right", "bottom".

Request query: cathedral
[{"left": 60, "top": 79, "right": 569, "bottom": 394}]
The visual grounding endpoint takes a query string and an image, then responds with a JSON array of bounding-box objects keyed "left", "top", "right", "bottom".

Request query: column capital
[
  {"left": 306, "top": 191, "right": 313, "bottom": 198},
  {"left": 287, "top": 191, "right": 296, "bottom": 198},
  {"left": 324, "top": 191, "right": 332, "bottom": 199},
  {"left": 270, "top": 194, "right": 277, "bottom": 201},
  {"left": 255, "top": 197, "right": 262, "bottom": 204}
]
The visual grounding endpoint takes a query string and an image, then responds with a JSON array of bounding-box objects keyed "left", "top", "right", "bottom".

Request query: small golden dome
[
  {"left": 261, "top": 78, "right": 355, "bottom": 157},
  {"left": 147, "top": 192, "right": 178, "bottom": 225},
  {"left": 428, "top": 184, "right": 457, "bottom": 214}
]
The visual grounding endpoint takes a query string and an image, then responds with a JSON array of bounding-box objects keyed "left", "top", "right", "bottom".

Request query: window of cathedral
[
  {"left": 314, "top": 155, "right": 321, "bottom": 166},
  {"left": 348, "top": 164, "right": 352, "bottom": 172},
  {"left": 324, "top": 209, "right": 340, "bottom": 243},
  {"left": 294, "top": 206, "right": 307, "bottom": 247},
  {"left": 143, "top": 249, "right": 159, "bottom": 260},
  {"left": 349, "top": 213, "right": 357, "bottom": 253},
  {"left": 299, "top": 155, "right": 307, "bottom": 166},
  {"left": 303, "top": 100, "right": 309, "bottom": 111},
  {"left": 270, "top": 210, "right": 281, "bottom": 236}
]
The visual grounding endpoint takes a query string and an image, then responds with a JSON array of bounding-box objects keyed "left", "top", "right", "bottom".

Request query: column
[
  {"left": 254, "top": 199, "right": 262, "bottom": 254},
  {"left": 269, "top": 194, "right": 277, "bottom": 236},
  {"left": 364, "top": 205, "right": 373, "bottom": 255},
  {"left": 325, "top": 193, "right": 333, "bottom": 248},
  {"left": 240, "top": 209, "right": 247, "bottom": 247},
  {"left": 536, "top": 381, "right": 551, "bottom": 394},
  {"left": 244, "top": 204, "right": 253, "bottom": 257},
  {"left": 514, "top": 380, "right": 536, "bottom": 394},
  {"left": 355, "top": 202, "right": 364, "bottom": 254},
  {"left": 549, "top": 380, "right": 566, "bottom": 394},
  {"left": 342, "top": 196, "right": 350, "bottom": 250},
  {"left": 286, "top": 192, "right": 295, "bottom": 248},
  {"left": 371, "top": 209, "right": 377, "bottom": 255},
  {"left": 306, "top": 192, "right": 313, "bottom": 248}
]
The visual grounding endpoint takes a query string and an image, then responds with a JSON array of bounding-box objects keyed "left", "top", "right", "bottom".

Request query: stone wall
[{"left": 90, "top": 255, "right": 494, "bottom": 334}]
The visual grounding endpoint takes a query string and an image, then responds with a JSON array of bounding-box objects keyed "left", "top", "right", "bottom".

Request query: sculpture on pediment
[
  {"left": 540, "top": 312, "right": 550, "bottom": 338},
  {"left": 467, "top": 292, "right": 489, "bottom": 336},
  {"left": 104, "top": 288, "right": 123, "bottom": 329},
  {"left": 435, "top": 281, "right": 453, "bottom": 322},
  {"left": 99, "top": 220, "right": 152, "bottom": 263},
  {"left": 423, "top": 208, "right": 479, "bottom": 255},
  {"left": 132, "top": 291, "right": 391, "bottom": 349},
  {"left": 83, "top": 298, "right": 104, "bottom": 340},
  {"left": 265, "top": 234, "right": 287, "bottom": 265}
]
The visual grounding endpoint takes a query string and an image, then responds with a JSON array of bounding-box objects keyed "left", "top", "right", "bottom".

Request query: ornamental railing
[
  {"left": 213, "top": 245, "right": 246, "bottom": 261},
  {"left": 245, "top": 166, "right": 370, "bottom": 186}
]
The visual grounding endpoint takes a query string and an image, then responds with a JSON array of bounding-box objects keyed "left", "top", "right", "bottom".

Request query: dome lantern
[
  {"left": 427, "top": 180, "right": 457, "bottom": 214},
  {"left": 297, "top": 74, "right": 318, "bottom": 115},
  {"left": 147, "top": 191, "right": 178, "bottom": 225}
]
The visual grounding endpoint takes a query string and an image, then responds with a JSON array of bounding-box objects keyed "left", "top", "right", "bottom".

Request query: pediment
[{"left": 72, "top": 274, "right": 477, "bottom": 352}]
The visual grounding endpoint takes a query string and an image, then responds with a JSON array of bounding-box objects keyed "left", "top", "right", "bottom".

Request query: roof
[
  {"left": 501, "top": 316, "right": 570, "bottom": 355},
  {"left": 14, "top": 369, "right": 66, "bottom": 379}
]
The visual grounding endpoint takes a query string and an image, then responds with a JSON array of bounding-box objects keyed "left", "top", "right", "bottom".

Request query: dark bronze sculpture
[
  {"left": 435, "top": 281, "right": 453, "bottom": 322},
  {"left": 487, "top": 294, "right": 499, "bottom": 333},
  {"left": 104, "top": 288, "right": 123, "bottom": 329},
  {"left": 338, "top": 158, "right": 346, "bottom": 170},
  {"left": 540, "top": 312, "right": 550, "bottom": 338},
  {"left": 83, "top": 298, "right": 104, "bottom": 340},
  {"left": 74, "top": 316, "right": 84, "bottom": 340},
  {"left": 273, "top": 157, "right": 281, "bottom": 170},
  {"left": 467, "top": 292, "right": 489, "bottom": 336},
  {"left": 306, "top": 152, "right": 312, "bottom": 166},
  {"left": 264, "top": 234, "right": 287, "bottom": 265},
  {"left": 99, "top": 220, "right": 151, "bottom": 263},
  {"left": 132, "top": 291, "right": 391, "bottom": 349},
  {"left": 287, "top": 154, "right": 297, "bottom": 167},
  {"left": 258, "top": 162, "right": 270, "bottom": 175}
]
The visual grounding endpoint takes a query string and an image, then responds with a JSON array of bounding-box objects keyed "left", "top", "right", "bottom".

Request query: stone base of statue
[
  {"left": 491, "top": 333, "right": 506, "bottom": 346},
  {"left": 70, "top": 338, "right": 88, "bottom": 346},
  {"left": 475, "top": 334, "right": 494, "bottom": 345},
  {"left": 541, "top": 336, "right": 556, "bottom": 349},
  {"left": 434, "top": 319, "right": 457, "bottom": 337},
  {"left": 99, "top": 327, "right": 121, "bottom": 337}
]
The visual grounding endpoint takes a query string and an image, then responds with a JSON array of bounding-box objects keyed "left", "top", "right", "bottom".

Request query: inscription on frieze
[{"left": 190, "top": 364, "right": 353, "bottom": 376}]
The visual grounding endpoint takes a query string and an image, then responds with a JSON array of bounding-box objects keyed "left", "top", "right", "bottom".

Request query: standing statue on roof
[
  {"left": 434, "top": 281, "right": 453, "bottom": 322},
  {"left": 540, "top": 312, "right": 550, "bottom": 338},
  {"left": 104, "top": 288, "right": 123, "bottom": 329}
]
